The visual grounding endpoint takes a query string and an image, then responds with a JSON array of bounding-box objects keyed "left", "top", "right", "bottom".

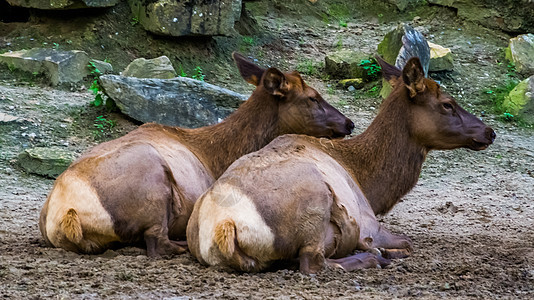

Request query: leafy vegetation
[
  {"left": 359, "top": 58, "right": 382, "bottom": 81},
  {"left": 191, "top": 66, "right": 205, "bottom": 81},
  {"left": 484, "top": 62, "right": 519, "bottom": 123},
  {"left": 93, "top": 115, "right": 116, "bottom": 138},
  {"left": 296, "top": 59, "right": 322, "bottom": 76}
]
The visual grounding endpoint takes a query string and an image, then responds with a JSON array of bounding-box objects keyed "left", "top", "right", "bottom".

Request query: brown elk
[
  {"left": 186, "top": 57, "right": 496, "bottom": 274},
  {"left": 39, "top": 52, "right": 354, "bottom": 257}
]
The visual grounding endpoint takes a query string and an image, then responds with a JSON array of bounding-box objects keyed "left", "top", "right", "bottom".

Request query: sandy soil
[{"left": 1, "top": 2, "right": 533, "bottom": 299}]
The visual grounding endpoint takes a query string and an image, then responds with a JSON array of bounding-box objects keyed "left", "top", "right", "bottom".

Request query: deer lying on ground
[
  {"left": 187, "top": 57, "right": 496, "bottom": 274},
  {"left": 39, "top": 52, "right": 354, "bottom": 257}
]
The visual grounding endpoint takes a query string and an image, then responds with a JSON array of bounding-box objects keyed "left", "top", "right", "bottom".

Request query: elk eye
[
  {"left": 309, "top": 97, "right": 318, "bottom": 102},
  {"left": 443, "top": 103, "right": 453, "bottom": 110}
]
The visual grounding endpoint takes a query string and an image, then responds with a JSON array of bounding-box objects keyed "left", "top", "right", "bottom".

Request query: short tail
[
  {"left": 60, "top": 208, "right": 83, "bottom": 244},
  {"left": 214, "top": 219, "right": 236, "bottom": 258},
  {"left": 213, "top": 219, "right": 259, "bottom": 272}
]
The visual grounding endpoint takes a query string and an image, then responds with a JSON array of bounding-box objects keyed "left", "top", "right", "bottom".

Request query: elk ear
[
  {"left": 402, "top": 57, "right": 426, "bottom": 98},
  {"left": 262, "top": 68, "right": 290, "bottom": 97},
  {"left": 233, "top": 52, "right": 265, "bottom": 86},
  {"left": 375, "top": 55, "right": 401, "bottom": 84}
]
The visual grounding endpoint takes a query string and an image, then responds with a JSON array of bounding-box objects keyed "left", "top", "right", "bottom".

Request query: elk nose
[
  {"left": 486, "top": 127, "right": 496, "bottom": 143},
  {"left": 346, "top": 119, "right": 355, "bottom": 133}
]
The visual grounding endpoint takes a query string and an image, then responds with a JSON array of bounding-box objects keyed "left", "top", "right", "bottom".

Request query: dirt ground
[{"left": 1, "top": 1, "right": 533, "bottom": 299}]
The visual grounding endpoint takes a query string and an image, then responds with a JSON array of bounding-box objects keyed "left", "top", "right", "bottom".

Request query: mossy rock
[
  {"left": 505, "top": 34, "right": 534, "bottom": 75},
  {"left": 324, "top": 50, "right": 375, "bottom": 81},
  {"left": 502, "top": 76, "right": 534, "bottom": 124},
  {"left": 17, "top": 147, "right": 76, "bottom": 178}
]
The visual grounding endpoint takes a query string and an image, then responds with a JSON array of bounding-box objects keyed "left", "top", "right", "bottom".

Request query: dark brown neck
[
  {"left": 181, "top": 88, "right": 280, "bottom": 178},
  {"left": 327, "top": 88, "right": 427, "bottom": 215}
]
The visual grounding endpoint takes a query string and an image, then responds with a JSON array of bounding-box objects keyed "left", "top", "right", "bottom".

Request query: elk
[
  {"left": 186, "top": 57, "right": 496, "bottom": 274},
  {"left": 39, "top": 52, "right": 354, "bottom": 257}
]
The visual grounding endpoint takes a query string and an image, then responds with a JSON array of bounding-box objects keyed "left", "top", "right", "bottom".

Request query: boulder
[
  {"left": 387, "top": 0, "right": 427, "bottom": 11},
  {"left": 502, "top": 75, "right": 534, "bottom": 124},
  {"left": 0, "top": 48, "right": 90, "bottom": 85},
  {"left": 324, "top": 50, "right": 374, "bottom": 80},
  {"left": 377, "top": 23, "right": 430, "bottom": 98},
  {"left": 17, "top": 147, "right": 76, "bottom": 178},
  {"left": 6, "top": 0, "right": 118, "bottom": 9},
  {"left": 338, "top": 78, "right": 365, "bottom": 89},
  {"left": 0, "top": 112, "right": 22, "bottom": 123},
  {"left": 122, "top": 56, "right": 176, "bottom": 79},
  {"left": 99, "top": 75, "right": 247, "bottom": 128},
  {"left": 127, "top": 0, "right": 242, "bottom": 37},
  {"left": 377, "top": 23, "right": 430, "bottom": 76},
  {"left": 505, "top": 34, "right": 534, "bottom": 75},
  {"left": 428, "top": 0, "right": 534, "bottom": 33},
  {"left": 428, "top": 41, "right": 454, "bottom": 72},
  {"left": 90, "top": 59, "right": 114, "bottom": 75}
]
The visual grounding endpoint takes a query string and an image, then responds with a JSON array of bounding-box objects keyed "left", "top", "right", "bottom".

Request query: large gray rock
[
  {"left": 502, "top": 75, "right": 534, "bottom": 125},
  {"left": 99, "top": 75, "right": 248, "bottom": 128},
  {"left": 377, "top": 23, "right": 430, "bottom": 98},
  {"left": 428, "top": 0, "right": 534, "bottom": 33},
  {"left": 122, "top": 56, "right": 176, "bottom": 79},
  {"left": 0, "top": 48, "right": 90, "bottom": 85},
  {"left": 6, "top": 0, "right": 118, "bottom": 9},
  {"left": 17, "top": 147, "right": 76, "bottom": 178},
  {"left": 428, "top": 41, "right": 454, "bottom": 72},
  {"left": 506, "top": 34, "right": 534, "bottom": 75},
  {"left": 377, "top": 23, "right": 430, "bottom": 76},
  {"left": 127, "top": 0, "right": 242, "bottom": 37},
  {"left": 324, "top": 50, "right": 374, "bottom": 80}
]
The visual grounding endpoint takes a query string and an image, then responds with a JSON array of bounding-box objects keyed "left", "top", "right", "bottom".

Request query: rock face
[
  {"left": 91, "top": 59, "right": 114, "bottom": 75},
  {"left": 502, "top": 75, "right": 534, "bottom": 124},
  {"left": 17, "top": 147, "right": 76, "bottom": 178},
  {"left": 428, "top": 0, "right": 534, "bottom": 33},
  {"left": 428, "top": 41, "right": 454, "bottom": 72},
  {"left": 387, "top": 0, "right": 427, "bottom": 11},
  {"left": 377, "top": 23, "right": 430, "bottom": 76},
  {"left": 127, "top": 0, "right": 242, "bottom": 37},
  {"left": 122, "top": 56, "right": 176, "bottom": 79},
  {"left": 99, "top": 75, "right": 248, "bottom": 128},
  {"left": 0, "top": 48, "right": 90, "bottom": 85},
  {"left": 506, "top": 34, "right": 534, "bottom": 75},
  {"left": 324, "top": 50, "right": 374, "bottom": 80},
  {"left": 6, "top": 0, "right": 118, "bottom": 9}
]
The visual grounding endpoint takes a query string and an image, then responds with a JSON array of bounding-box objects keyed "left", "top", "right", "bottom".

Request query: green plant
[
  {"left": 296, "top": 59, "right": 319, "bottom": 76},
  {"left": 178, "top": 64, "right": 187, "bottom": 77},
  {"left": 484, "top": 80, "right": 518, "bottom": 118},
  {"left": 327, "top": 86, "right": 335, "bottom": 95},
  {"left": 130, "top": 17, "right": 139, "bottom": 26},
  {"left": 53, "top": 42, "right": 59, "bottom": 50},
  {"left": 192, "top": 66, "right": 205, "bottom": 81},
  {"left": 360, "top": 58, "right": 382, "bottom": 80},
  {"left": 239, "top": 36, "right": 257, "bottom": 52},
  {"left": 93, "top": 115, "right": 116, "bottom": 138},
  {"left": 335, "top": 37, "right": 343, "bottom": 50},
  {"left": 339, "top": 20, "right": 347, "bottom": 28},
  {"left": 88, "top": 61, "right": 105, "bottom": 107}
]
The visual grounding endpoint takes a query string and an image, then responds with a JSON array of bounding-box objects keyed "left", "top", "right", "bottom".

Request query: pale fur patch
[
  {"left": 197, "top": 183, "right": 275, "bottom": 266},
  {"left": 45, "top": 171, "right": 119, "bottom": 251}
]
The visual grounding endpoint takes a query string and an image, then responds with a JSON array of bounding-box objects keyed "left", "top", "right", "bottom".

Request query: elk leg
[
  {"left": 367, "top": 226, "right": 413, "bottom": 259},
  {"left": 171, "top": 240, "right": 189, "bottom": 251},
  {"left": 326, "top": 253, "right": 390, "bottom": 271},
  {"left": 144, "top": 226, "right": 187, "bottom": 257},
  {"left": 298, "top": 247, "right": 326, "bottom": 275}
]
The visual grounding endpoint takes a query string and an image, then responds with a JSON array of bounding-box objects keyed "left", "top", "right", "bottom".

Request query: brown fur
[
  {"left": 187, "top": 57, "right": 495, "bottom": 274},
  {"left": 60, "top": 209, "right": 83, "bottom": 244},
  {"left": 39, "top": 52, "right": 354, "bottom": 256},
  {"left": 214, "top": 220, "right": 236, "bottom": 257}
]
